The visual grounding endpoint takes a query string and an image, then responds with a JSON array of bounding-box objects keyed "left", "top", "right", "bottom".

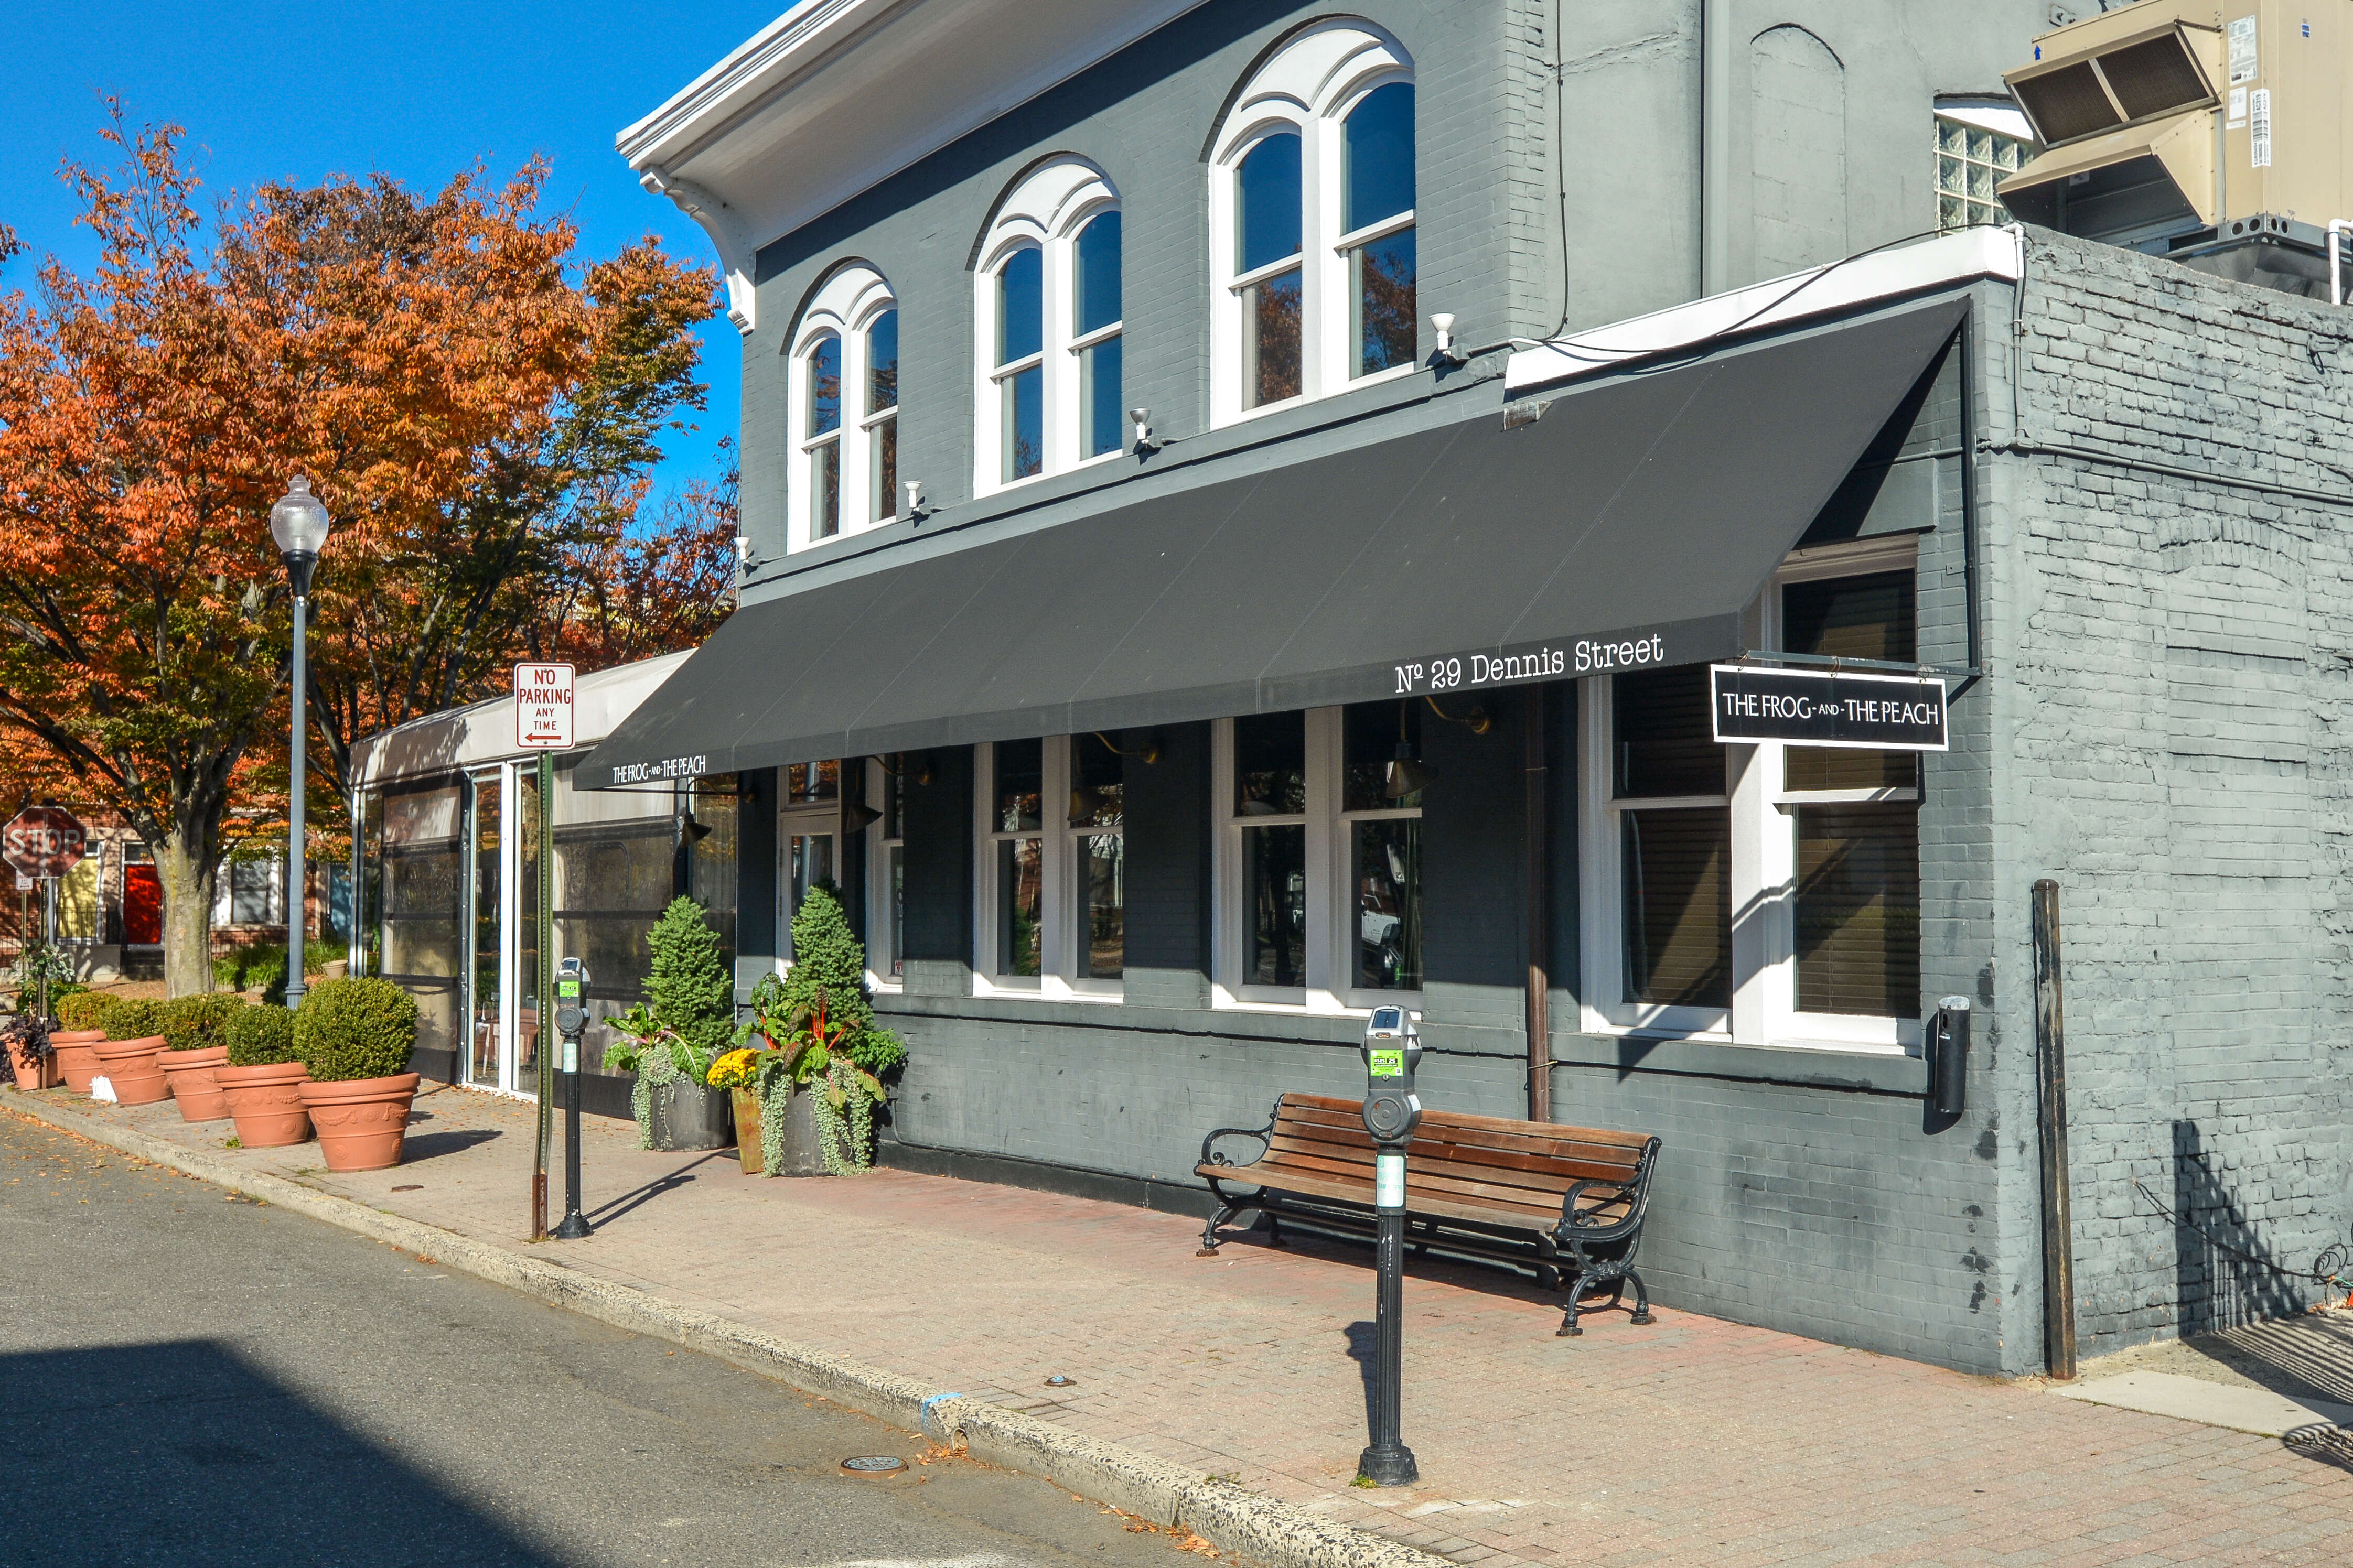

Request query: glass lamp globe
[{"left": 269, "top": 475, "right": 332, "bottom": 558}]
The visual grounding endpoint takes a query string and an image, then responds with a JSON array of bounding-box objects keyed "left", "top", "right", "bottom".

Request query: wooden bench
[{"left": 1195, "top": 1093, "right": 1663, "bottom": 1336}]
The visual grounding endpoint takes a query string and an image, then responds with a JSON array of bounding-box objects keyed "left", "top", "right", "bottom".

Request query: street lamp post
[{"left": 270, "top": 477, "right": 331, "bottom": 1009}]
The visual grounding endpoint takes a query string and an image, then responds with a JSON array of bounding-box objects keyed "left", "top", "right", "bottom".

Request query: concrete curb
[{"left": 7, "top": 1093, "right": 1447, "bottom": 1568}]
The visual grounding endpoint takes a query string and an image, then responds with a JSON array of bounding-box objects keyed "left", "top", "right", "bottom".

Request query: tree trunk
[{"left": 156, "top": 833, "right": 217, "bottom": 999}]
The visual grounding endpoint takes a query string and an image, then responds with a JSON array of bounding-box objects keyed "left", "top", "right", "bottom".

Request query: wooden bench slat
[
  {"left": 1200, "top": 1163, "right": 1618, "bottom": 1232},
  {"left": 1265, "top": 1124, "right": 1644, "bottom": 1187},
  {"left": 1276, "top": 1099, "right": 1649, "bottom": 1172},
  {"left": 1281, "top": 1095, "right": 1653, "bottom": 1151},
  {"left": 1262, "top": 1134, "right": 1633, "bottom": 1198},
  {"left": 1205, "top": 1152, "right": 1628, "bottom": 1227}
]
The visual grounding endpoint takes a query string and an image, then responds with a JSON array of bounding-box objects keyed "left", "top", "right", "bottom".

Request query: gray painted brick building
[{"left": 351, "top": 1, "right": 2350, "bottom": 1379}]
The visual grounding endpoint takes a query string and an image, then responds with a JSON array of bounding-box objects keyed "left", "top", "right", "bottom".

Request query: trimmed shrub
[
  {"left": 162, "top": 992, "right": 246, "bottom": 1052},
  {"left": 55, "top": 992, "right": 111, "bottom": 1031},
  {"left": 292, "top": 976, "right": 417, "bottom": 1083},
  {"left": 223, "top": 1003, "right": 298, "bottom": 1067},
  {"left": 98, "top": 997, "right": 167, "bottom": 1041},
  {"left": 778, "top": 887, "right": 906, "bottom": 1077},
  {"left": 643, "top": 896, "right": 734, "bottom": 1065}
]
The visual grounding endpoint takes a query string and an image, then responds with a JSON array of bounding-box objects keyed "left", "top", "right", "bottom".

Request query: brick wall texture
[{"left": 1997, "top": 232, "right": 2353, "bottom": 1359}]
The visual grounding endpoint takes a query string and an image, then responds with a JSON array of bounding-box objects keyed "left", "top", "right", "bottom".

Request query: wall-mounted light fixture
[
  {"left": 1429, "top": 313, "right": 1466, "bottom": 370},
  {"left": 1384, "top": 705, "right": 1436, "bottom": 800},
  {"left": 733, "top": 534, "right": 757, "bottom": 572},
  {"left": 1129, "top": 408, "right": 1162, "bottom": 455},
  {"left": 1424, "top": 695, "right": 1491, "bottom": 734},
  {"left": 904, "top": 480, "right": 931, "bottom": 522}
]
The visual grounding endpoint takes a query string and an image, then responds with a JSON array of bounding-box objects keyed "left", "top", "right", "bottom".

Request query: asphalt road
[{"left": 0, "top": 1108, "right": 1206, "bottom": 1568}]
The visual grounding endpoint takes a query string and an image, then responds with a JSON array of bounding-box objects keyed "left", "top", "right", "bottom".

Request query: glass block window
[{"left": 1936, "top": 114, "right": 2026, "bottom": 231}]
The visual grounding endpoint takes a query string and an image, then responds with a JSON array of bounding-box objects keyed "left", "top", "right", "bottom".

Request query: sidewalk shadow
[
  {"left": 397, "top": 1128, "right": 502, "bottom": 1162},
  {"left": 1222, "top": 1220, "right": 1572, "bottom": 1315},
  {"left": 587, "top": 1150, "right": 736, "bottom": 1229},
  {"left": 1344, "top": 1320, "right": 1378, "bottom": 1431},
  {"left": 0, "top": 1338, "right": 561, "bottom": 1565}
]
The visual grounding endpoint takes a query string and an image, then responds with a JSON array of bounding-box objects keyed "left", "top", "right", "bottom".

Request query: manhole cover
[
  {"left": 840, "top": 1456, "right": 906, "bottom": 1474},
  {"left": 1044, "top": 1375, "right": 1075, "bottom": 1388}
]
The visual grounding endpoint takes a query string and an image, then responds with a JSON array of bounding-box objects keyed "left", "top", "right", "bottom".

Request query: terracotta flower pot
[
  {"left": 6, "top": 1032, "right": 58, "bottom": 1091},
  {"left": 297, "top": 1072, "right": 421, "bottom": 1172},
  {"left": 92, "top": 1035, "right": 171, "bottom": 1106},
  {"left": 731, "top": 1087, "right": 764, "bottom": 1174},
  {"left": 158, "top": 1044, "right": 233, "bottom": 1122},
  {"left": 218, "top": 1061, "right": 314, "bottom": 1147},
  {"left": 49, "top": 1030, "right": 107, "bottom": 1094}
]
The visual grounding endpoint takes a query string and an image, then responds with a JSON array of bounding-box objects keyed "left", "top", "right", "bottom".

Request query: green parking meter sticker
[
  {"left": 1369, "top": 1048, "right": 1404, "bottom": 1078},
  {"left": 558, "top": 980, "right": 581, "bottom": 999}
]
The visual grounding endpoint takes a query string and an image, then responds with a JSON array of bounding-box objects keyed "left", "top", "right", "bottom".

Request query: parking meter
[
  {"left": 1356, "top": 1006, "right": 1420, "bottom": 1487},
  {"left": 552, "top": 958, "right": 592, "bottom": 1239},
  {"left": 1360, "top": 1006, "right": 1423, "bottom": 1150}
]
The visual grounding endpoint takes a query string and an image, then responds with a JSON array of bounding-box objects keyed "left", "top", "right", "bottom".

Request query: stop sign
[{"left": 2, "top": 806, "right": 88, "bottom": 880}]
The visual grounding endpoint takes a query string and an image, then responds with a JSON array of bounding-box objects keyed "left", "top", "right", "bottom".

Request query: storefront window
[
  {"left": 469, "top": 768, "right": 502, "bottom": 1087},
  {"left": 990, "top": 738, "right": 1043, "bottom": 978},
  {"left": 1217, "top": 705, "right": 1427, "bottom": 1005},
  {"left": 1612, "top": 667, "right": 1731, "bottom": 1010},
  {"left": 872, "top": 758, "right": 906, "bottom": 981},
  {"left": 379, "top": 781, "right": 465, "bottom": 1068},
  {"left": 1234, "top": 713, "right": 1307, "bottom": 989},
  {"left": 1581, "top": 545, "right": 1924, "bottom": 1050},
  {"left": 1782, "top": 571, "right": 1921, "bottom": 1018},
  {"left": 1342, "top": 702, "right": 1422, "bottom": 992},
  {"left": 1070, "top": 735, "right": 1124, "bottom": 980}
]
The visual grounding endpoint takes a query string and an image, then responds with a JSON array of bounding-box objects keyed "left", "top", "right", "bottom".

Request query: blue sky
[{"left": 1, "top": 0, "right": 791, "bottom": 496}]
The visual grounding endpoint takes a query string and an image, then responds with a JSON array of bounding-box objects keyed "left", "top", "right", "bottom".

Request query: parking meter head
[
  {"left": 555, "top": 957, "right": 590, "bottom": 1039},
  {"left": 1359, "top": 1007, "right": 1423, "bottom": 1147}
]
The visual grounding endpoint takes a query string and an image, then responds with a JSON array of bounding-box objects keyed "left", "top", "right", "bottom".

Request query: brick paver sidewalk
[{"left": 17, "top": 1080, "right": 2349, "bottom": 1567}]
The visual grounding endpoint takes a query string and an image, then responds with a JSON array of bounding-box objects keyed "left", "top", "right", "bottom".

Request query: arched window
[
  {"left": 787, "top": 264, "right": 898, "bottom": 548},
  {"left": 972, "top": 158, "right": 1122, "bottom": 495},
  {"left": 1209, "top": 21, "right": 1415, "bottom": 424}
]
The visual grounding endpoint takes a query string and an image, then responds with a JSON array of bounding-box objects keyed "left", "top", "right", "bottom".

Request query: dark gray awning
[{"left": 582, "top": 298, "right": 1967, "bottom": 788}]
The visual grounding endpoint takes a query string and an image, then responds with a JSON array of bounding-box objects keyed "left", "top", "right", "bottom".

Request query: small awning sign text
[{"left": 1709, "top": 665, "right": 1948, "bottom": 751}]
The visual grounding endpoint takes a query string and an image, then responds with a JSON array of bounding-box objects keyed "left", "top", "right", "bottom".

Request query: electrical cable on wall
[{"left": 2133, "top": 1178, "right": 2353, "bottom": 1301}]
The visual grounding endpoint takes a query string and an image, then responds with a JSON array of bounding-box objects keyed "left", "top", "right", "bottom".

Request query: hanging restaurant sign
[{"left": 1709, "top": 664, "right": 1948, "bottom": 751}]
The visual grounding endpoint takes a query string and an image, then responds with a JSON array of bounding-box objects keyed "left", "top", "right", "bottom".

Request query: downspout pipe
[{"left": 1702, "top": 0, "right": 1732, "bottom": 296}]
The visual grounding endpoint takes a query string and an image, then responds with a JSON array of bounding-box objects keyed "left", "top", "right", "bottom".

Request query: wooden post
[
  {"left": 1525, "top": 688, "right": 1551, "bottom": 1123},
  {"left": 2032, "top": 878, "right": 2077, "bottom": 1380}
]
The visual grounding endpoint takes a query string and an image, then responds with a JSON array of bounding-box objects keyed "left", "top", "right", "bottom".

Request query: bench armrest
[
  {"left": 1558, "top": 1177, "right": 1637, "bottom": 1232},
  {"left": 1199, "top": 1121, "right": 1274, "bottom": 1170}
]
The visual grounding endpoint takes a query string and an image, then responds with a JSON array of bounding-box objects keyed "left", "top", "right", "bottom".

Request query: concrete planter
[
  {"left": 646, "top": 1079, "right": 732, "bottom": 1151},
  {"left": 732, "top": 1080, "right": 826, "bottom": 1176}
]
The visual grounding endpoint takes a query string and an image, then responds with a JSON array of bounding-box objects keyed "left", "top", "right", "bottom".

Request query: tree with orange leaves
[{"left": 0, "top": 109, "right": 723, "bottom": 996}]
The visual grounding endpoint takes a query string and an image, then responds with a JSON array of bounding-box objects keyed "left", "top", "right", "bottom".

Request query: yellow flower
[{"left": 707, "top": 1048, "right": 760, "bottom": 1090}]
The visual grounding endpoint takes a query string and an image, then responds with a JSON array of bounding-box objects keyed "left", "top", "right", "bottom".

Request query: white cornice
[{"left": 617, "top": 0, "right": 1207, "bottom": 336}]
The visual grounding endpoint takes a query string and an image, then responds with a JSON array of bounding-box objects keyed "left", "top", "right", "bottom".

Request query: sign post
[
  {"left": 514, "top": 665, "right": 574, "bottom": 1242},
  {"left": 3, "top": 806, "right": 88, "bottom": 1024}
]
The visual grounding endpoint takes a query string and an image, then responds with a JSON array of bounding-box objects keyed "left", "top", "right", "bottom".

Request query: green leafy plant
[
  {"left": 291, "top": 977, "right": 418, "bottom": 1082},
  {"left": 223, "top": 1003, "right": 298, "bottom": 1067},
  {"left": 160, "top": 992, "right": 246, "bottom": 1052},
  {"left": 606, "top": 898, "right": 733, "bottom": 1148},
  {"left": 734, "top": 888, "right": 906, "bottom": 1175},
  {"left": 55, "top": 991, "right": 111, "bottom": 1031},
  {"left": 96, "top": 997, "right": 167, "bottom": 1041},
  {"left": 645, "top": 897, "right": 734, "bottom": 1061},
  {"left": 212, "top": 942, "right": 325, "bottom": 1003}
]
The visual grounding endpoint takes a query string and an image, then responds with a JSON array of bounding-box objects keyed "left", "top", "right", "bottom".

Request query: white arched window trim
[
  {"left": 1208, "top": 21, "right": 1415, "bottom": 428},
  {"left": 972, "top": 158, "right": 1122, "bottom": 498},
  {"left": 787, "top": 265, "right": 898, "bottom": 550}
]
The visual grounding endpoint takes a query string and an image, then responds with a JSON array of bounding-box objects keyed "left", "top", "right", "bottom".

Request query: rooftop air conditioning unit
[{"left": 1999, "top": 1, "right": 2353, "bottom": 295}]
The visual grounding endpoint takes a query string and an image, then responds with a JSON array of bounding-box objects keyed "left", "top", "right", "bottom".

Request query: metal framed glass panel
[{"left": 1342, "top": 82, "right": 1416, "bottom": 378}]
